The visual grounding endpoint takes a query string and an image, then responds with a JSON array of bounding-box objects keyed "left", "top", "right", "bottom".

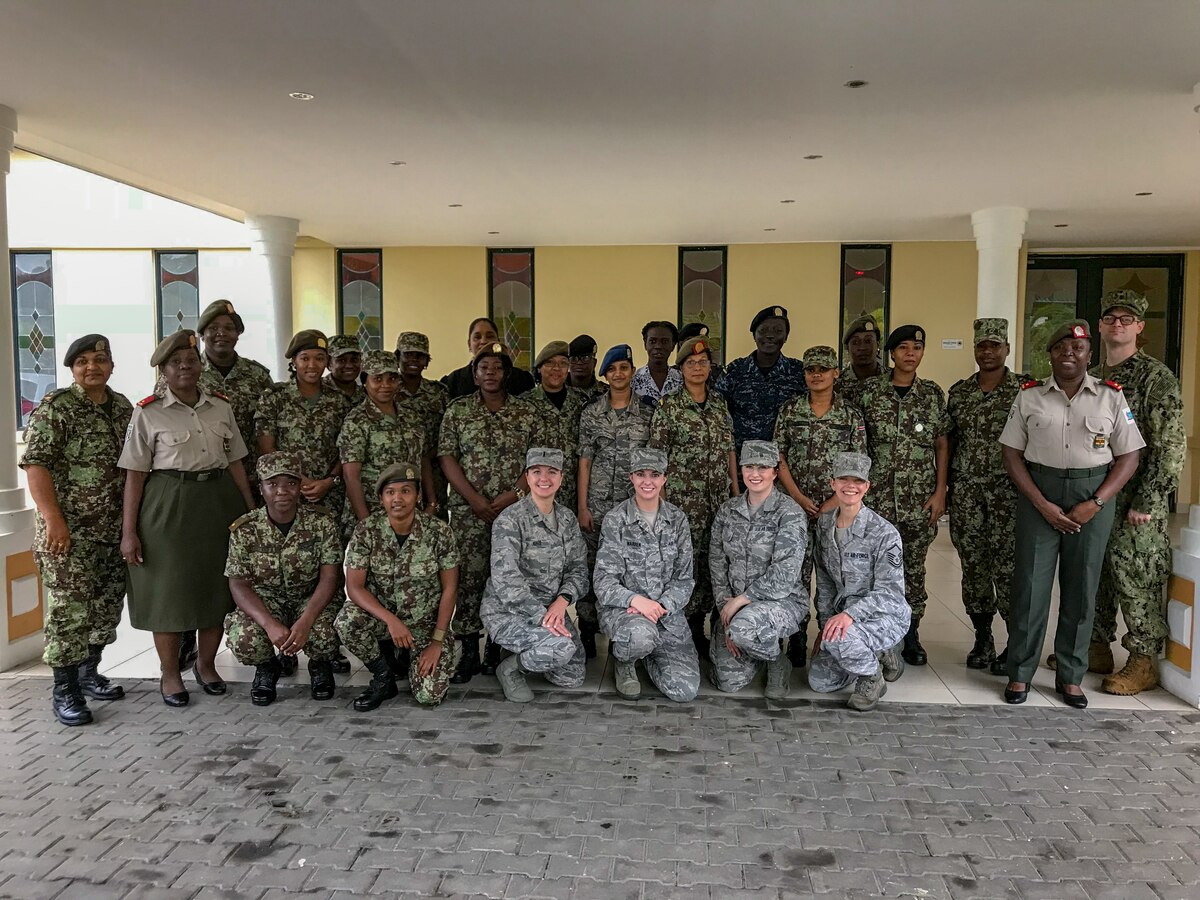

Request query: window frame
[
  {"left": 838, "top": 243, "right": 892, "bottom": 368},
  {"left": 677, "top": 245, "right": 728, "bottom": 358},
  {"left": 336, "top": 248, "right": 385, "bottom": 352},
  {"left": 153, "top": 249, "right": 200, "bottom": 343},
  {"left": 487, "top": 247, "right": 536, "bottom": 370}
]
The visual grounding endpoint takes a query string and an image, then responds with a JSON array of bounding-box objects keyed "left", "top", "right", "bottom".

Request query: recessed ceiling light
[
  {"left": 803, "top": 154, "right": 823, "bottom": 160},
  {"left": 844, "top": 80, "right": 868, "bottom": 89},
  {"left": 288, "top": 91, "right": 315, "bottom": 101},
  {"left": 1054, "top": 223, "right": 1069, "bottom": 228},
  {"left": 763, "top": 228, "right": 776, "bottom": 232},
  {"left": 1135, "top": 191, "right": 1153, "bottom": 197},
  {"left": 779, "top": 199, "right": 796, "bottom": 204},
  {"left": 448, "top": 203, "right": 463, "bottom": 208},
  {"left": 389, "top": 160, "right": 407, "bottom": 167}
]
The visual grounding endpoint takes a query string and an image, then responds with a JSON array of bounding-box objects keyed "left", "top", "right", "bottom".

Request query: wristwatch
[{"left": 1090, "top": 495, "right": 1105, "bottom": 508}]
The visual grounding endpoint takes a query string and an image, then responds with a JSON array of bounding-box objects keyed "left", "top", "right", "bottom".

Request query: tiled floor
[{"left": 5, "top": 525, "right": 1194, "bottom": 713}]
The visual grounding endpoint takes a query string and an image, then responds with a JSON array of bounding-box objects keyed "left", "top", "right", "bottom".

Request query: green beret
[
  {"left": 972, "top": 318, "right": 1008, "bottom": 346},
  {"left": 750, "top": 305, "right": 790, "bottom": 335},
  {"left": 396, "top": 331, "right": 431, "bottom": 355},
  {"left": 197, "top": 299, "right": 244, "bottom": 335},
  {"left": 150, "top": 329, "right": 200, "bottom": 367},
  {"left": 257, "top": 451, "right": 303, "bottom": 482},
  {"left": 739, "top": 440, "right": 779, "bottom": 467},
  {"left": 525, "top": 447, "right": 565, "bottom": 471},
  {"left": 63, "top": 334, "right": 111, "bottom": 367},
  {"left": 362, "top": 350, "right": 400, "bottom": 376},
  {"left": 802, "top": 345, "right": 838, "bottom": 369},
  {"left": 674, "top": 336, "right": 713, "bottom": 365},
  {"left": 326, "top": 335, "right": 361, "bottom": 358},
  {"left": 884, "top": 325, "right": 926, "bottom": 352},
  {"left": 1100, "top": 289, "right": 1148, "bottom": 320},
  {"left": 285, "top": 329, "right": 328, "bottom": 359},
  {"left": 1045, "top": 319, "right": 1091, "bottom": 352},
  {"left": 534, "top": 340, "right": 570, "bottom": 370},
  {"left": 375, "top": 461, "right": 421, "bottom": 496},
  {"left": 842, "top": 314, "right": 880, "bottom": 345},
  {"left": 628, "top": 448, "right": 668, "bottom": 475},
  {"left": 832, "top": 452, "right": 871, "bottom": 480}
]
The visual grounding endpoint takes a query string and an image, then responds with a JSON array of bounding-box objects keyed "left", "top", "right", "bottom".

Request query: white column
[
  {"left": 0, "top": 106, "right": 30, "bottom": 524},
  {"left": 971, "top": 206, "right": 1028, "bottom": 362},
  {"left": 246, "top": 215, "right": 299, "bottom": 379}
]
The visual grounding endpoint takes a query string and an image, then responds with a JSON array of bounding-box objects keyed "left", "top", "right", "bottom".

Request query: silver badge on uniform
[{"left": 914, "top": 423, "right": 924, "bottom": 433}]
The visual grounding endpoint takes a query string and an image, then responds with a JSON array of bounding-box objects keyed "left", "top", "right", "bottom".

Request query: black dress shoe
[
  {"left": 160, "top": 677, "right": 190, "bottom": 708},
  {"left": 1056, "top": 683, "right": 1088, "bottom": 709},
  {"left": 1003, "top": 683, "right": 1028, "bottom": 704},
  {"left": 192, "top": 665, "right": 227, "bottom": 696}
]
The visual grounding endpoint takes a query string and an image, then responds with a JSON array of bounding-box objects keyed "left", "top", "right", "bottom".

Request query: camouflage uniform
[
  {"left": 223, "top": 506, "right": 342, "bottom": 664},
  {"left": 321, "top": 373, "right": 365, "bottom": 407},
  {"left": 20, "top": 384, "right": 133, "bottom": 667},
  {"left": 479, "top": 497, "right": 591, "bottom": 686},
  {"left": 808, "top": 505, "right": 910, "bottom": 692},
  {"left": 437, "top": 393, "right": 536, "bottom": 634},
  {"left": 708, "top": 489, "right": 808, "bottom": 691},
  {"left": 398, "top": 376, "right": 449, "bottom": 507},
  {"left": 593, "top": 497, "right": 699, "bottom": 702},
  {"left": 946, "top": 369, "right": 1024, "bottom": 619},
  {"left": 650, "top": 389, "right": 735, "bottom": 619},
  {"left": 850, "top": 374, "right": 948, "bottom": 620},
  {"left": 1091, "top": 351, "right": 1186, "bottom": 657},
  {"left": 336, "top": 511, "right": 462, "bottom": 706},
  {"left": 525, "top": 385, "right": 590, "bottom": 513},
  {"left": 714, "top": 353, "right": 807, "bottom": 455},
  {"left": 338, "top": 398, "right": 429, "bottom": 527},
  {"left": 836, "top": 360, "right": 887, "bottom": 399}
]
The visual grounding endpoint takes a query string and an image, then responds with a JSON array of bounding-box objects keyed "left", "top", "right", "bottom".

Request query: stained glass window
[
  {"left": 1022, "top": 267, "right": 1078, "bottom": 379},
  {"left": 155, "top": 251, "right": 200, "bottom": 340},
  {"left": 338, "top": 250, "right": 383, "bottom": 352},
  {"left": 678, "top": 247, "right": 727, "bottom": 363},
  {"left": 840, "top": 245, "right": 891, "bottom": 365},
  {"left": 489, "top": 249, "right": 534, "bottom": 370},
  {"left": 12, "top": 252, "right": 56, "bottom": 428}
]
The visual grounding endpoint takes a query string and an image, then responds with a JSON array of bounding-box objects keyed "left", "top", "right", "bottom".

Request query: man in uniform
[
  {"left": 946, "top": 318, "right": 1025, "bottom": 674},
  {"left": 323, "top": 335, "right": 366, "bottom": 405},
  {"left": 838, "top": 314, "right": 887, "bottom": 400},
  {"left": 567, "top": 334, "right": 606, "bottom": 400},
  {"left": 224, "top": 452, "right": 342, "bottom": 706},
  {"left": 442, "top": 317, "right": 535, "bottom": 399},
  {"left": 526, "top": 340, "right": 590, "bottom": 513},
  {"left": 21, "top": 334, "right": 133, "bottom": 726},
  {"left": 396, "top": 331, "right": 450, "bottom": 516}
]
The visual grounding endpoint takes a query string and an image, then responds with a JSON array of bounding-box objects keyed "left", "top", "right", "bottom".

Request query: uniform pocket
[{"left": 160, "top": 430, "right": 191, "bottom": 447}]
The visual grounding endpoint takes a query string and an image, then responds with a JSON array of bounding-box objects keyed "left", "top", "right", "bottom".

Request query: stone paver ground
[{"left": 2, "top": 675, "right": 1200, "bottom": 899}]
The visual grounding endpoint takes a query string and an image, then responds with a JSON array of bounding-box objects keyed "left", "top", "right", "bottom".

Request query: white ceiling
[{"left": 2, "top": 1, "right": 1199, "bottom": 248}]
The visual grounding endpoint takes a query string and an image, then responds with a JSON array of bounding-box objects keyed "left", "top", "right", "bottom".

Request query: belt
[
  {"left": 1028, "top": 462, "right": 1110, "bottom": 479},
  {"left": 154, "top": 468, "right": 226, "bottom": 482}
]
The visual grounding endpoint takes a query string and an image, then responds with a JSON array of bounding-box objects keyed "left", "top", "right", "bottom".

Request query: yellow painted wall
[
  {"left": 1184, "top": 250, "right": 1199, "bottom": 504},
  {"left": 291, "top": 247, "right": 336, "bottom": 337}
]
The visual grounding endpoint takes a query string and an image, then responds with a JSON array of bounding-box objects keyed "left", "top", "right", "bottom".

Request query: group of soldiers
[{"left": 20, "top": 286, "right": 1184, "bottom": 725}]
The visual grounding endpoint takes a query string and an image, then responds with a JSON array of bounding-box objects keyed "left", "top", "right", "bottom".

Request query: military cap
[
  {"left": 525, "top": 447, "right": 564, "bottom": 471},
  {"left": 802, "top": 345, "right": 839, "bottom": 369},
  {"left": 674, "top": 335, "right": 713, "bottom": 365},
  {"left": 472, "top": 341, "right": 512, "bottom": 370},
  {"left": 832, "top": 451, "right": 872, "bottom": 480},
  {"left": 396, "top": 331, "right": 431, "bottom": 355},
  {"left": 362, "top": 350, "right": 400, "bottom": 376},
  {"left": 375, "top": 461, "right": 421, "bottom": 495},
  {"left": 197, "top": 299, "right": 244, "bottom": 334},
  {"left": 884, "top": 324, "right": 926, "bottom": 352},
  {"left": 842, "top": 314, "right": 880, "bottom": 345},
  {"left": 534, "top": 340, "right": 570, "bottom": 370},
  {"left": 600, "top": 344, "right": 634, "bottom": 375},
  {"left": 568, "top": 334, "right": 597, "bottom": 358},
  {"left": 150, "top": 329, "right": 200, "bottom": 367},
  {"left": 679, "top": 322, "right": 710, "bottom": 343},
  {"left": 739, "top": 440, "right": 780, "bottom": 467},
  {"left": 284, "top": 329, "right": 328, "bottom": 359},
  {"left": 972, "top": 318, "right": 1009, "bottom": 346},
  {"left": 1100, "top": 289, "right": 1148, "bottom": 320},
  {"left": 63, "top": 334, "right": 111, "bottom": 367},
  {"left": 628, "top": 447, "right": 668, "bottom": 474},
  {"left": 1045, "top": 318, "right": 1092, "bottom": 351},
  {"left": 326, "top": 335, "right": 362, "bottom": 357},
  {"left": 750, "top": 305, "right": 790, "bottom": 335},
  {"left": 256, "top": 451, "right": 303, "bottom": 482}
]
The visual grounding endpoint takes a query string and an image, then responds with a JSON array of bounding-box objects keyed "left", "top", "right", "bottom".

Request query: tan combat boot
[
  {"left": 1101, "top": 653, "right": 1158, "bottom": 696},
  {"left": 1046, "top": 641, "right": 1115, "bottom": 675}
]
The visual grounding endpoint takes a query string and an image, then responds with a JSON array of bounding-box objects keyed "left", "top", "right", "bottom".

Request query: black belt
[
  {"left": 154, "top": 468, "right": 226, "bottom": 482},
  {"left": 1028, "top": 462, "right": 1110, "bottom": 479}
]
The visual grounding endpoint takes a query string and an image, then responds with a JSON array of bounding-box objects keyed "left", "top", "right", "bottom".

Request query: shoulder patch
[
  {"left": 229, "top": 511, "right": 255, "bottom": 532},
  {"left": 209, "top": 390, "right": 230, "bottom": 402},
  {"left": 137, "top": 394, "right": 160, "bottom": 407},
  {"left": 1020, "top": 380, "right": 1043, "bottom": 391},
  {"left": 1103, "top": 379, "right": 1123, "bottom": 391}
]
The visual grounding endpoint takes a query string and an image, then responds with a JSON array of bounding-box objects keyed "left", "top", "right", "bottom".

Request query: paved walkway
[{"left": 2, "top": 676, "right": 1200, "bottom": 899}]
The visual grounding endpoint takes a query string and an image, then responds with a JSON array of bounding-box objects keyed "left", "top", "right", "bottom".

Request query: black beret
[
  {"left": 678, "top": 322, "right": 709, "bottom": 343},
  {"left": 884, "top": 325, "right": 926, "bottom": 352},
  {"left": 568, "top": 334, "right": 597, "bottom": 358},
  {"left": 63, "top": 334, "right": 111, "bottom": 367},
  {"left": 750, "top": 305, "right": 790, "bottom": 334},
  {"left": 285, "top": 329, "right": 328, "bottom": 359}
]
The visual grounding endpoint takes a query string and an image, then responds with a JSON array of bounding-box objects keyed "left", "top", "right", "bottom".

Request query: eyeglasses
[{"left": 1100, "top": 314, "right": 1137, "bottom": 326}]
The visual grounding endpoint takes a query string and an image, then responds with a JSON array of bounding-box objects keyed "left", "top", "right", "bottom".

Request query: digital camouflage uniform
[
  {"left": 20, "top": 384, "right": 133, "bottom": 667},
  {"left": 479, "top": 497, "right": 591, "bottom": 686},
  {"left": 808, "top": 505, "right": 910, "bottom": 692},
  {"left": 850, "top": 374, "right": 948, "bottom": 621},
  {"left": 321, "top": 373, "right": 366, "bottom": 407},
  {"left": 1091, "top": 351, "right": 1186, "bottom": 657},
  {"left": 714, "top": 353, "right": 807, "bottom": 456},
  {"left": 708, "top": 489, "right": 808, "bottom": 691},
  {"left": 594, "top": 497, "right": 699, "bottom": 702},
  {"left": 338, "top": 398, "right": 429, "bottom": 530},
  {"left": 946, "top": 369, "right": 1024, "bottom": 619},
  {"left": 650, "top": 389, "right": 735, "bottom": 619},
  {"left": 398, "top": 376, "right": 449, "bottom": 508},
  {"left": 437, "top": 393, "right": 537, "bottom": 634},
  {"left": 223, "top": 505, "right": 342, "bottom": 664},
  {"left": 336, "top": 511, "right": 462, "bottom": 706},
  {"left": 525, "top": 385, "right": 589, "bottom": 513}
]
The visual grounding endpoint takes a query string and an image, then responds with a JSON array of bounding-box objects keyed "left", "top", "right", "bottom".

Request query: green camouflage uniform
[
  {"left": 337, "top": 399, "right": 429, "bottom": 530},
  {"left": 649, "top": 389, "right": 735, "bottom": 618},
  {"left": 20, "top": 384, "right": 133, "bottom": 668},
  {"left": 321, "top": 373, "right": 366, "bottom": 407},
  {"left": 398, "top": 377, "right": 450, "bottom": 511},
  {"left": 336, "top": 511, "right": 462, "bottom": 706},
  {"left": 946, "top": 369, "right": 1024, "bottom": 619},
  {"left": 223, "top": 506, "right": 342, "bottom": 664},
  {"left": 1092, "top": 352, "right": 1186, "bottom": 656},
  {"left": 525, "top": 385, "right": 589, "bottom": 514},
  {"left": 437, "top": 393, "right": 536, "bottom": 634},
  {"left": 851, "top": 374, "right": 948, "bottom": 621}
]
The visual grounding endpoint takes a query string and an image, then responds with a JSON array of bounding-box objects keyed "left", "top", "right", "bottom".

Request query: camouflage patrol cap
[
  {"left": 1100, "top": 289, "right": 1148, "bottom": 320},
  {"left": 533, "top": 340, "right": 570, "bottom": 370},
  {"left": 150, "top": 329, "right": 199, "bottom": 367},
  {"left": 802, "top": 345, "right": 839, "bottom": 369},
  {"left": 396, "top": 331, "right": 431, "bottom": 355},
  {"left": 284, "top": 329, "right": 328, "bottom": 359},
  {"left": 256, "top": 451, "right": 303, "bottom": 482},
  {"left": 362, "top": 350, "right": 400, "bottom": 376},
  {"left": 197, "top": 299, "right": 244, "bottom": 334},
  {"left": 842, "top": 314, "right": 880, "bottom": 345},
  {"left": 832, "top": 451, "right": 872, "bottom": 480},
  {"left": 972, "top": 318, "right": 1008, "bottom": 346},
  {"left": 1045, "top": 318, "right": 1091, "bottom": 352},
  {"left": 525, "top": 447, "right": 564, "bottom": 471},
  {"left": 674, "top": 335, "right": 713, "bottom": 365},
  {"left": 63, "top": 333, "right": 111, "bottom": 367},
  {"left": 629, "top": 448, "right": 668, "bottom": 475},
  {"left": 739, "top": 440, "right": 780, "bottom": 467},
  {"left": 326, "top": 335, "right": 362, "bottom": 357},
  {"left": 375, "top": 461, "right": 421, "bottom": 495}
]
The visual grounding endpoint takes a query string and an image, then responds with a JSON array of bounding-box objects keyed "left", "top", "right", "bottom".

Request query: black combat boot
[
  {"left": 688, "top": 613, "right": 710, "bottom": 659},
  {"left": 353, "top": 657, "right": 399, "bottom": 711},
  {"left": 480, "top": 639, "right": 503, "bottom": 676},
  {"left": 178, "top": 630, "right": 198, "bottom": 670},
  {"left": 579, "top": 621, "right": 598, "bottom": 660},
  {"left": 277, "top": 651, "right": 298, "bottom": 677},
  {"left": 308, "top": 660, "right": 335, "bottom": 700},
  {"left": 990, "top": 646, "right": 1008, "bottom": 677},
  {"left": 52, "top": 667, "right": 93, "bottom": 726},
  {"left": 787, "top": 618, "right": 809, "bottom": 668},
  {"left": 78, "top": 644, "right": 124, "bottom": 701},
  {"left": 330, "top": 652, "right": 352, "bottom": 674},
  {"left": 966, "top": 613, "right": 996, "bottom": 670},
  {"left": 251, "top": 657, "right": 282, "bottom": 706},
  {"left": 378, "top": 639, "right": 410, "bottom": 682},
  {"left": 450, "top": 633, "right": 480, "bottom": 684},
  {"left": 901, "top": 620, "right": 927, "bottom": 666}
]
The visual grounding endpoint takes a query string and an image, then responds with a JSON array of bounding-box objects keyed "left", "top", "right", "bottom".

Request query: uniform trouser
[
  {"left": 599, "top": 607, "right": 700, "bottom": 702},
  {"left": 38, "top": 540, "right": 126, "bottom": 668},
  {"left": 1092, "top": 496, "right": 1171, "bottom": 657},
  {"left": 1007, "top": 464, "right": 1115, "bottom": 685},
  {"left": 449, "top": 508, "right": 490, "bottom": 635},
  {"left": 577, "top": 500, "right": 618, "bottom": 626},
  {"left": 949, "top": 479, "right": 1016, "bottom": 620},
  {"left": 710, "top": 600, "right": 802, "bottom": 692},
  {"left": 886, "top": 515, "right": 936, "bottom": 622},
  {"left": 334, "top": 604, "right": 461, "bottom": 706},
  {"left": 481, "top": 606, "right": 586, "bottom": 687},
  {"left": 224, "top": 594, "right": 339, "bottom": 665},
  {"left": 683, "top": 527, "right": 715, "bottom": 621},
  {"left": 808, "top": 614, "right": 909, "bottom": 692}
]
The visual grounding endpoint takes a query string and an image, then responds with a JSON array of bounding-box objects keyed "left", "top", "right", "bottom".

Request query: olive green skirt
[{"left": 126, "top": 470, "right": 245, "bottom": 632}]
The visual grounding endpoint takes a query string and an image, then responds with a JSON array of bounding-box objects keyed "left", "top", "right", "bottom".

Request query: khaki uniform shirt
[
  {"left": 119, "top": 388, "right": 248, "bottom": 472},
  {"left": 999, "top": 374, "right": 1145, "bottom": 469}
]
